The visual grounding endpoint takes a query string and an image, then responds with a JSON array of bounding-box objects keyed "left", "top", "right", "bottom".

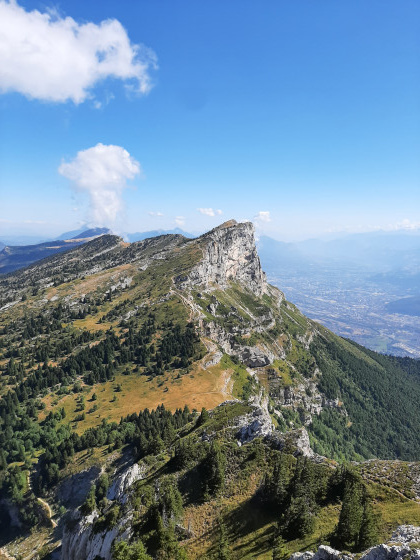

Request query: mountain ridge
[{"left": 0, "top": 220, "right": 420, "bottom": 559}]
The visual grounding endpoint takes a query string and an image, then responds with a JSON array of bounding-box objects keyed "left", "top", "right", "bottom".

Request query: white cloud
[
  {"left": 390, "top": 218, "right": 420, "bottom": 231},
  {"left": 254, "top": 211, "right": 271, "bottom": 223},
  {"left": 148, "top": 211, "right": 164, "bottom": 217},
  {"left": 59, "top": 143, "right": 141, "bottom": 227},
  {"left": 0, "top": 0, "right": 157, "bottom": 103},
  {"left": 197, "top": 207, "right": 217, "bottom": 217},
  {"left": 175, "top": 216, "right": 185, "bottom": 227},
  {"left": 216, "top": 209, "right": 223, "bottom": 215}
]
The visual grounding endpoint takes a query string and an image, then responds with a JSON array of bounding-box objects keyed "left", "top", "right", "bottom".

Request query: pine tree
[
  {"left": 284, "top": 457, "right": 317, "bottom": 539},
  {"left": 81, "top": 484, "right": 97, "bottom": 515},
  {"left": 268, "top": 452, "right": 293, "bottom": 508},
  {"left": 112, "top": 540, "right": 152, "bottom": 560},
  {"left": 335, "top": 469, "right": 364, "bottom": 550},
  {"left": 358, "top": 489, "right": 379, "bottom": 551},
  {"left": 203, "top": 441, "right": 226, "bottom": 497},
  {"left": 197, "top": 407, "right": 209, "bottom": 427}
]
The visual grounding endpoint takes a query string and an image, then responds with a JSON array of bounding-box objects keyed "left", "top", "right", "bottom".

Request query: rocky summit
[{"left": 0, "top": 221, "right": 420, "bottom": 559}]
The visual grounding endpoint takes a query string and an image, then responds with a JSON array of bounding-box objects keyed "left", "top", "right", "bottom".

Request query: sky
[{"left": 0, "top": 0, "right": 419, "bottom": 242}]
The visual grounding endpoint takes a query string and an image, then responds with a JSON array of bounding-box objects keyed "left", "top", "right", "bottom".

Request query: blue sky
[{"left": 0, "top": 0, "right": 419, "bottom": 241}]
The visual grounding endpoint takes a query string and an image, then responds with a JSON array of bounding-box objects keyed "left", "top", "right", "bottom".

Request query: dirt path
[
  {"left": 169, "top": 287, "right": 203, "bottom": 323},
  {"left": 26, "top": 473, "right": 57, "bottom": 528},
  {"left": 37, "top": 497, "right": 57, "bottom": 528}
]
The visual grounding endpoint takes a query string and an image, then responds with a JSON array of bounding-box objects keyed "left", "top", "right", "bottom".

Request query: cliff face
[
  {"left": 61, "top": 465, "right": 143, "bottom": 560},
  {"left": 177, "top": 220, "right": 267, "bottom": 296}
]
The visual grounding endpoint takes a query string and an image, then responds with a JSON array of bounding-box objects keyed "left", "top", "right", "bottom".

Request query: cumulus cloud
[
  {"left": 0, "top": 0, "right": 157, "bottom": 103},
  {"left": 59, "top": 143, "right": 141, "bottom": 227},
  {"left": 197, "top": 207, "right": 223, "bottom": 217},
  {"left": 254, "top": 211, "right": 271, "bottom": 223}
]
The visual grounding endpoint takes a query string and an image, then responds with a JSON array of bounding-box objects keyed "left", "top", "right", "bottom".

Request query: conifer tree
[
  {"left": 203, "top": 441, "right": 226, "bottom": 497},
  {"left": 197, "top": 407, "right": 209, "bottom": 427},
  {"left": 284, "top": 457, "right": 317, "bottom": 539},
  {"left": 112, "top": 540, "right": 152, "bottom": 560},
  {"left": 335, "top": 469, "right": 364, "bottom": 550},
  {"left": 358, "top": 489, "right": 379, "bottom": 551},
  {"left": 81, "top": 484, "right": 97, "bottom": 515}
]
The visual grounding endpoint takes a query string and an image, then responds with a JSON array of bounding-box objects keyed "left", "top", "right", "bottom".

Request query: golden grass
[{"left": 40, "top": 360, "right": 233, "bottom": 433}]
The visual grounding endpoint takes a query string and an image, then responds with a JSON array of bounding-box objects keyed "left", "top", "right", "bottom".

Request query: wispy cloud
[
  {"left": 175, "top": 216, "right": 185, "bottom": 227},
  {"left": 59, "top": 143, "right": 141, "bottom": 227},
  {"left": 0, "top": 0, "right": 157, "bottom": 104},
  {"left": 197, "top": 207, "right": 223, "bottom": 217},
  {"left": 148, "top": 211, "right": 164, "bottom": 217},
  {"left": 389, "top": 218, "right": 420, "bottom": 231},
  {"left": 254, "top": 211, "right": 271, "bottom": 223}
]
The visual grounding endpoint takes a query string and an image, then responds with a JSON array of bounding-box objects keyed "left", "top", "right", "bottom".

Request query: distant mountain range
[
  {"left": 0, "top": 227, "right": 195, "bottom": 275},
  {"left": 126, "top": 227, "right": 194, "bottom": 242},
  {"left": 0, "top": 227, "right": 111, "bottom": 275},
  {"left": 56, "top": 226, "right": 112, "bottom": 240}
]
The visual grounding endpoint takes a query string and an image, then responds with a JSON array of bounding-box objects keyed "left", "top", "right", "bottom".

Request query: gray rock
[
  {"left": 58, "top": 466, "right": 101, "bottom": 508},
  {"left": 203, "top": 351, "right": 223, "bottom": 369},
  {"left": 363, "top": 544, "right": 420, "bottom": 560},
  {"left": 176, "top": 220, "right": 267, "bottom": 296},
  {"left": 107, "top": 463, "right": 144, "bottom": 503},
  {"left": 268, "top": 427, "right": 314, "bottom": 457},
  {"left": 391, "top": 525, "right": 420, "bottom": 544},
  {"left": 288, "top": 543, "right": 420, "bottom": 560},
  {"left": 61, "top": 510, "right": 133, "bottom": 560},
  {"left": 62, "top": 463, "right": 144, "bottom": 560},
  {"left": 237, "top": 396, "right": 274, "bottom": 443},
  {"left": 238, "top": 346, "right": 274, "bottom": 367}
]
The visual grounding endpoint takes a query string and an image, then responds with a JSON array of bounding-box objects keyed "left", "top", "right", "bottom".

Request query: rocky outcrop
[
  {"left": 268, "top": 427, "right": 315, "bottom": 457},
  {"left": 391, "top": 525, "right": 420, "bottom": 543},
  {"left": 236, "top": 394, "right": 274, "bottom": 444},
  {"left": 203, "top": 351, "right": 224, "bottom": 369},
  {"left": 289, "top": 534, "right": 420, "bottom": 560},
  {"left": 268, "top": 369, "right": 347, "bottom": 426},
  {"left": 176, "top": 221, "right": 267, "bottom": 296},
  {"left": 61, "top": 510, "right": 133, "bottom": 560},
  {"left": 58, "top": 466, "right": 102, "bottom": 509},
  {"left": 62, "top": 462, "right": 144, "bottom": 560},
  {"left": 238, "top": 345, "right": 275, "bottom": 367},
  {"left": 107, "top": 464, "right": 144, "bottom": 504},
  {"left": 362, "top": 545, "right": 420, "bottom": 560}
]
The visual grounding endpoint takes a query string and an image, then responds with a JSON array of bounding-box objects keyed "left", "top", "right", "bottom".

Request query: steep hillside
[{"left": 0, "top": 220, "right": 419, "bottom": 559}]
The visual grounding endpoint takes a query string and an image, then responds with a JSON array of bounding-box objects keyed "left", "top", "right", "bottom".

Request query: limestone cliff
[{"left": 176, "top": 220, "right": 267, "bottom": 296}]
